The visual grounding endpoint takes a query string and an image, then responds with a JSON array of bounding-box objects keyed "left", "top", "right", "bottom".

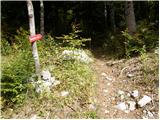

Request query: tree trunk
[
  {"left": 27, "top": 0, "right": 41, "bottom": 77},
  {"left": 125, "top": 1, "right": 136, "bottom": 35},
  {"left": 110, "top": 2, "right": 116, "bottom": 32},
  {"left": 40, "top": 0, "right": 44, "bottom": 36},
  {"left": 104, "top": 1, "right": 107, "bottom": 29}
]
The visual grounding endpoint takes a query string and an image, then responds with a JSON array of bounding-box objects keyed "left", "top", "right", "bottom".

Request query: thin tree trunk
[
  {"left": 125, "top": 1, "right": 136, "bottom": 35},
  {"left": 110, "top": 2, "right": 116, "bottom": 32},
  {"left": 104, "top": 1, "right": 107, "bottom": 29},
  {"left": 40, "top": 0, "right": 44, "bottom": 36},
  {"left": 27, "top": 0, "right": 41, "bottom": 77}
]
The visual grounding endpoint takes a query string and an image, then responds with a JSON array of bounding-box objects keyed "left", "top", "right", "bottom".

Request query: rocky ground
[{"left": 92, "top": 51, "right": 159, "bottom": 119}]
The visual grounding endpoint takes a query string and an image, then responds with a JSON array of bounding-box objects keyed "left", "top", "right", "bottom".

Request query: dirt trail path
[{"left": 92, "top": 56, "right": 141, "bottom": 119}]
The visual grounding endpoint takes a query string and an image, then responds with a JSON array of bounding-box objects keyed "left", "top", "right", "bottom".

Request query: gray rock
[
  {"left": 35, "top": 80, "right": 51, "bottom": 93},
  {"left": 138, "top": 95, "right": 152, "bottom": 107},
  {"left": 89, "top": 104, "right": 96, "bottom": 110},
  {"left": 143, "top": 110, "right": 147, "bottom": 114},
  {"left": 120, "top": 95, "right": 125, "bottom": 100},
  {"left": 101, "top": 73, "right": 113, "bottom": 81},
  {"left": 30, "top": 114, "right": 37, "bottom": 119},
  {"left": 101, "top": 72, "right": 107, "bottom": 76},
  {"left": 104, "top": 110, "right": 109, "bottom": 114},
  {"left": 62, "top": 50, "right": 93, "bottom": 63},
  {"left": 60, "top": 91, "right": 69, "bottom": 97},
  {"left": 117, "top": 90, "right": 125, "bottom": 100},
  {"left": 147, "top": 110, "right": 154, "bottom": 119},
  {"left": 128, "top": 101, "right": 136, "bottom": 111},
  {"left": 105, "top": 76, "right": 113, "bottom": 81},
  {"left": 127, "top": 93, "right": 131, "bottom": 97},
  {"left": 118, "top": 90, "right": 125, "bottom": 95},
  {"left": 50, "top": 77, "right": 56, "bottom": 83},
  {"left": 143, "top": 110, "right": 155, "bottom": 119},
  {"left": 124, "top": 110, "right": 130, "bottom": 113},
  {"left": 103, "top": 89, "right": 108, "bottom": 93},
  {"left": 127, "top": 73, "right": 134, "bottom": 78},
  {"left": 35, "top": 79, "right": 61, "bottom": 93},
  {"left": 32, "top": 71, "right": 61, "bottom": 93},
  {"left": 131, "top": 90, "right": 139, "bottom": 98},
  {"left": 115, "top": 102, "right": 128, "bottom": 111},
  {"left": 41, "top": 70, "right": 51, "bottom": 80},
  {"left": 53, "top": 80, "right": 61, "bottom": 86}
]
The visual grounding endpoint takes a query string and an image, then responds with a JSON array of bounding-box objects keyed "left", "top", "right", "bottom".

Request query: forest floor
[
  {"left": 1, "top": 48, "right": 159, "bottom": 119},
  {"left": 91, "top": 48, "right": 159, "bottom": 119}
]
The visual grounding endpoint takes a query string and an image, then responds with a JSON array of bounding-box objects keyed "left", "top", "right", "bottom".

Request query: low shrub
[
  {"left": 1, "top": 32, "right": 13, "bottom": 56},
  {"left": 122, "top": 20, "right": 158, "bottom": 58},
  {"left": 1, "top": 28, "right": 34, "bottom": 105},
  {"left": 1, "top": 50, "right": 34, "bottom": 104}
]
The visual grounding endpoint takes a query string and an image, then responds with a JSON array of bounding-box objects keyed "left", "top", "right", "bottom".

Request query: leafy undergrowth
[
  {"left": 1, "top": 28, "right": 97, "bottom": 119},
  {"left": 1, "top": 60, "right": 97, "bottom": 119}
]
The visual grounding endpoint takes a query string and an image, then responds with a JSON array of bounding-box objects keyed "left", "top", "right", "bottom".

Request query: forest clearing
[{"left": 0, "top": 1, "right": 159, "bottom": 119}]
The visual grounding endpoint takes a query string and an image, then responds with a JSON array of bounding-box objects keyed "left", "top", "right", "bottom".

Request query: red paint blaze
[{"left": 29, "top": 34, "right": 42, "bottom": 43}]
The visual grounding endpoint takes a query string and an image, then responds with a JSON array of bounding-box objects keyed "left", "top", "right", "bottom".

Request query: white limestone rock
[
  {"left": 53, "top": 80, "right": 61, "bottom": 86},
  {"left": 104, "top": 110, "right": 109, "bottom": 114},
  {"left": 128, "top": 101, "right": 136, "bottom": 111},
  {"left": 62, "top": 50, "right": 93, "bottom": 63},
  {"left": 60, "top": 91, "right": 69, "bottom": 97},
  {"left": 118, "top": 90, "right": 125, "bottom": 95},
  {"left": 101, "top": 72, "right": 107, "bottom": 76},
  {"left": 32, "top": 70, "right": 61, "bottom": 93},
  {"left": 131, "top": 90, "right": 139, "bottom": 98},
  {"left": 103, "top": 89, "right": 108, "bottom": 93},
  {"left": 115, "top": 102, "right": 128, "bottom": 111},
  {"left": 89, "top": 104, "right": 96, "bottom": 110},
  {"left": 41, "top": 70, "right": 51, "bottom": 80},
  {"left": 127, "top": 73, "right": 134, "bottom": 78},
  {"left": 138, "top": 95, "right": 152, "bottom": 107}
]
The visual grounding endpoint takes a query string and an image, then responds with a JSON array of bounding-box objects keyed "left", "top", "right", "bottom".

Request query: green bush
[
  {"left": 137, "top": 20, "right": 158, "bottom": 51},
  {"left": 1, "top": 32, "right": 13, "bottom": 56},
  {"left": 1, "top": 50, "right": 34, "bottom": 104},
  {"left": 122, "top": 21, "right": 158, "bottom": 58},
  {"left": 122, "top": 29, "right": 146, "bottom": 58},
  {"left": 1, "top": 28, "right": 34, "bottom": 104},
  {"left": 13, "top": 27, "right": 30, "bottom": 50},
  {"left": 1, "top": 27, "right": 30, "bottom": 56},
  {"left": 55, "top": 34, "right": 90, "bottom": 49}
]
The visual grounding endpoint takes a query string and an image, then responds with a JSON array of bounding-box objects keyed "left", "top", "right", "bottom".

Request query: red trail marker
[{"left": 29, "top": 34, "right": 42, "bottom": 43}]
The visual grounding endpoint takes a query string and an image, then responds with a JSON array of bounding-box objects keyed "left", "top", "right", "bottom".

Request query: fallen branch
[{"left": 118, "top": 66, "right": 129, "bottom": 78}]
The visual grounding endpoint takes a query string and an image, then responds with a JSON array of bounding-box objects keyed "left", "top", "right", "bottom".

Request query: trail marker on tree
[
  {"left": 27, "top": 0, "right": 41, "bottom": 77},
  {"left": 29, "top": 34, "right": 42, "bottom": 43}
]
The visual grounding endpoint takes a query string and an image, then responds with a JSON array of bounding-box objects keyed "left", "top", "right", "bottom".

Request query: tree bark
[
  {"left": 125, "top": 1, "right": 136, "bottom": 35},
  {"left": 40, "top": 0, "right": 44, "bottom": 36},
  {"left": 110, "top": 2, "right": 116, "bottom": 32},
  {"left": 27, "top": 0, "right": 41, "bottom": 77},
  {"left": 104, "top": 1, "right": 107, "bottom": 29}
]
